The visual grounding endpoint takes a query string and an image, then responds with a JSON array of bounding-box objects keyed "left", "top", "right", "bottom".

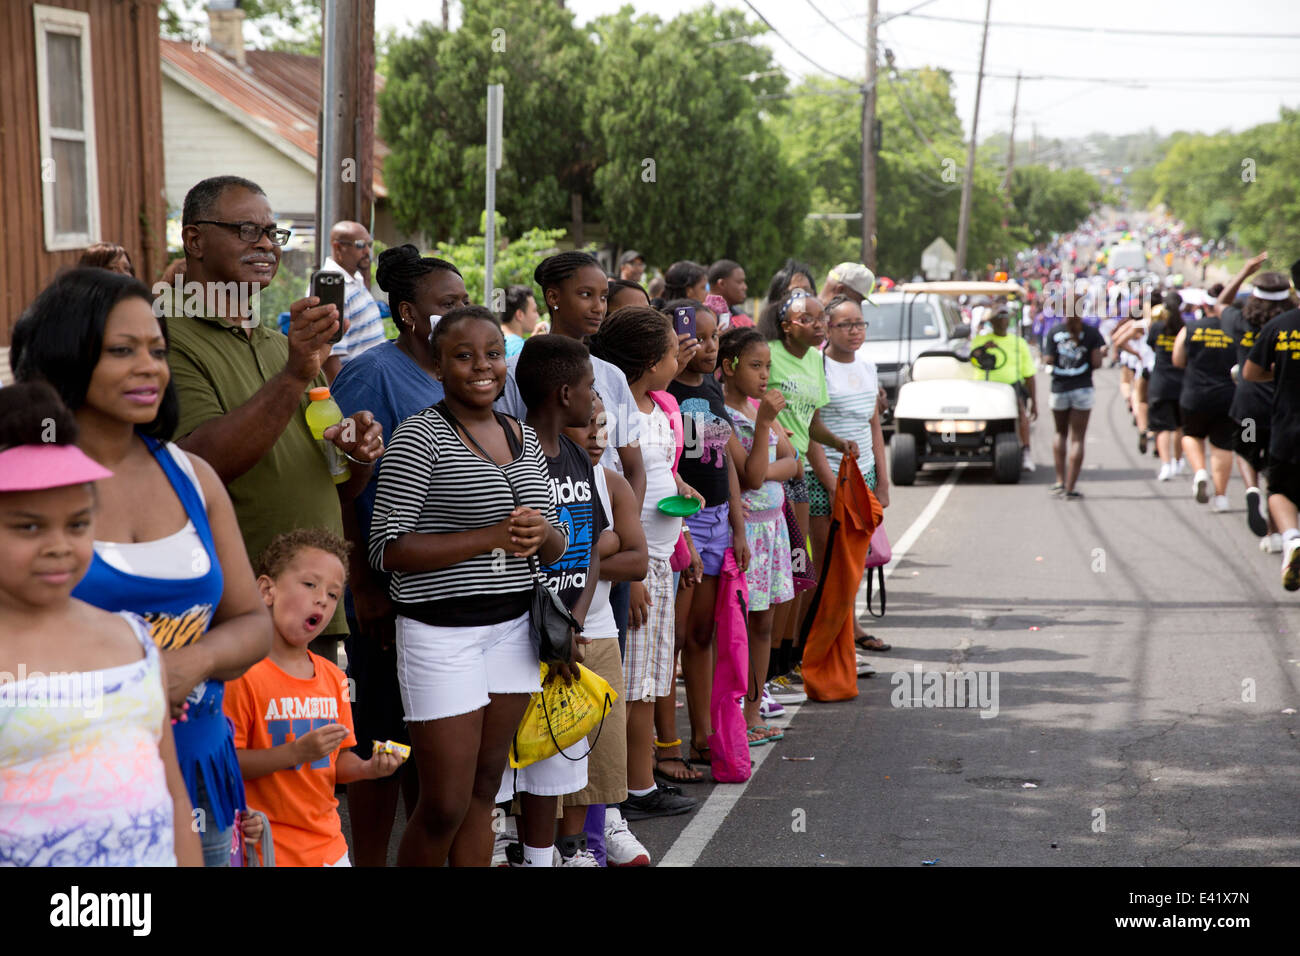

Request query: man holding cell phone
[
  {"left": 165, "top": 176, "right": 385, "bottom": 657},
  {"left": 314, "top": 220, "right": 387, "bottom": 384}
]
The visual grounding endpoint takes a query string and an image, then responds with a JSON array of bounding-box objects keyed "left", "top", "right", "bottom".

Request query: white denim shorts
[
  {"left": 496, "top": 743, "right": 589, "bottom": 803},
  {"left": 396, "top": 612, "right": 541, "bottom": 722}
]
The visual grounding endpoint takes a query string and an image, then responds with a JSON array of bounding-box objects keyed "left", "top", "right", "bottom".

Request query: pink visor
[{"left": 0, "top": 444, "right": 114, "bottom": 492}]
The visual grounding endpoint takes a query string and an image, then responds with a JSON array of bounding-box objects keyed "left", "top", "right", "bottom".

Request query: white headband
[{"left": 1251, "top": 287, "right": 1292, "bottom": 301}]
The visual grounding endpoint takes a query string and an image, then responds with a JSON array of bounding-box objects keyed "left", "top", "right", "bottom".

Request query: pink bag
[
  {"left": 707, "top": 547, "right": 752, "bottom": 782},
  {"left": 863, "top": 522, "right": 890, "bottom": 618},
  {"left": 865, "top": 522, "right": 891, "bottom": 567}
]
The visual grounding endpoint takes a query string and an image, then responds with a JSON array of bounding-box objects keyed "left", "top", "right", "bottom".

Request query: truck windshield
[{"left": 861, "top": 300, "right": 943, "bottom": 341}]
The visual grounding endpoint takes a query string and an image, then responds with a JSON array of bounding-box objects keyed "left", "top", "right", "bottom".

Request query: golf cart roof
[{"left": 896, "top": 281, "right": 1023, "bottom": 296}]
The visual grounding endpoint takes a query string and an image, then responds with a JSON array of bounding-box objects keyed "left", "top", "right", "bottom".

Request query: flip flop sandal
[
  {"left": 747, "top": 726, "right": 772, "bottom": 747},
  {"left": 855, "top": 635, "right": 892, "bottom": 652},
  {"left": 653, "top": 742, "right": 704, "bottom": 784},
  {"left": 760, "top": 724, "right": 785, "bottom": 742}
]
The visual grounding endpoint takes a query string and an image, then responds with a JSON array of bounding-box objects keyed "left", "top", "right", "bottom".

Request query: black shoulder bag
[{"left": 433, "top": 402, "right": 578, "bottom": 664}]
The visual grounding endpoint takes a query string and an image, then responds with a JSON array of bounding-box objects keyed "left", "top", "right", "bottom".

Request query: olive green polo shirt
[{"left": 166, "top": 313, "right": 348, "bottom": 636}]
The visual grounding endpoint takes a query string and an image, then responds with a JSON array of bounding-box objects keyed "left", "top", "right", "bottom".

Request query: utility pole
[
  {"left": 1031, "top": 121, "right": 1038, "bottom": 164},
  {"left": 317, "top": 0, "right": 375, "bottom": 267},
  {"left": 484, "top": 84, "right": 504, "bottom": 303},
  {"left": 1002, "top": 70, "right": 1020, "bottom": 192},
  {"left": 861, "top": 0, "right": 878, "bottom": 269},
  {"left": 955, "top": 0, "right": 992, "bottom": 279}
]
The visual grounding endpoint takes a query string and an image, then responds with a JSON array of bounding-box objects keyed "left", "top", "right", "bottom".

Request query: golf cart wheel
[
  {"left": 993, "top": 431, "right": 1020, "bottom": 484},
  {"left": 891, "top": 432, "right": 918, "bottom": 486}
]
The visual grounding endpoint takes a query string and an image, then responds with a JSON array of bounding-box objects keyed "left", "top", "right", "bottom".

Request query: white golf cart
[{"left": 888, "top": 281, "right": 1027, "bottom": 485}]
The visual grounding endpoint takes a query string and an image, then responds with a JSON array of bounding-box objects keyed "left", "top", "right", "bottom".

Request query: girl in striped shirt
[{"left": 368, "top": 305, "right": 568, "bottom": 867}]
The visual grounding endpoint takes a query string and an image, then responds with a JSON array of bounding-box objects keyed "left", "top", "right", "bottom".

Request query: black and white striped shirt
[{"left": 368, "top": 407, "right": 565, "bottom": 624}]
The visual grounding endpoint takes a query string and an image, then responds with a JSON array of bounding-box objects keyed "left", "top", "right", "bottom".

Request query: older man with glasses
[
  {"left": 316, "top": 220, "right": 386, "bottom": 382},
  {"left": 165, "top": 175, "right": 384, "bottom": 661}
]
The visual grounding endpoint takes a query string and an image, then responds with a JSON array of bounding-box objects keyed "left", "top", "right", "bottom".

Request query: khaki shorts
[{"left": 562, "top": 637, "right": 628, "bottom": 807}]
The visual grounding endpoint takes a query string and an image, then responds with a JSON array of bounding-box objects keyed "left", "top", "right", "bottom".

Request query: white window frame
[{"left": 33, "top": 3, "right": 101, "bottom": 251}]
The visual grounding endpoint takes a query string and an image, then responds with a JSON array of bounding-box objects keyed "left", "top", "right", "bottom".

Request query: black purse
[{"left": 433, "top": 403, "right": 577, "bottom": 664}]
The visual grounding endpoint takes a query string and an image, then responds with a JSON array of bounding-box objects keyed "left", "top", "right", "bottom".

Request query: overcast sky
[{"left": 374, "top": 0, "right": 1300, "bottom": 141}]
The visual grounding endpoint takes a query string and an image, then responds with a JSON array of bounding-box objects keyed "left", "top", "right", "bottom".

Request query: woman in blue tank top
[{"left": 10, "top": 269, "right": 271, "bottom": 866}]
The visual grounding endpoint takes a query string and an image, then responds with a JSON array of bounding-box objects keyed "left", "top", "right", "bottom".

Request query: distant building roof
[{"left": 160, "top": 39, "right": 387, "bottom": 197}]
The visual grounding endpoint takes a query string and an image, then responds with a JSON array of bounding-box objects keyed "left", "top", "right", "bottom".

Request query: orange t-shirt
[{"left": 224, "top": 652, "right": 356, "bottom": 867}]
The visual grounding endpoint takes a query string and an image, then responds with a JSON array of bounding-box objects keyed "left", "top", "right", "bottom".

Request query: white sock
[
  {"left": 1282, "top": 529, "right": 1300, "bottom": 544},
  {"left": 628, "top": 785, "right": 656, "bottom": 797},
  {"left": 522, "top": 844, "right": 553, "bottom": 867}
]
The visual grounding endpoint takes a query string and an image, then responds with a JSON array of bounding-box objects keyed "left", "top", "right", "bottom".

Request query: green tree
[
  {"left": 583, "top": 6, "right": 807, "bottom": 283},
  {"left": 1007, "top": 165, "right": 1102, "bottom": 244},
  {"left": 772, "top": 67, "right": 1028, "bottom": 280},
  {"left": 378, "top": 0, "right": 596, "bottom": 245},
  {"left": 432, "top": 215, "right": 575, "bottom": 308}
]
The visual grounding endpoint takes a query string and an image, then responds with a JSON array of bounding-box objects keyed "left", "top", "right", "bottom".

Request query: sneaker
[
  {"left": 1211, "top": 494, "right": 1230, "bottom": 513},
  {"left": 1176, "top": 458, "right": 1189, "bottom": 475},
  {"left": 1021, "top": 448, "right": 1036, "bottom": 472},
  {"left": 788, "top": 663, "right": 804, "bottom": 685},
  {"left": 492, "top": 816, "right": 518, "bottom": 867},
  {"left": 1192, "top": 469, "right": 1209, "bottom": 503},
  {"left": 555, "top": 833, "right": 600, "bottom": 867},
  {"left": 1261, "top": 533, "right": 1285, "bottom": 553},
  {"left": 765, "top": 675, "right": 807, "bottom": 704},
  {"left": 604, "top": 807, "right": 652, "bottom": 867},
  {"left": 620, "top": 786, "right": 697, "bottom": 821},
  {"left": 1138, "top": 431, "right": 1148, "bottom": 454},
  {"left": 1283, "top": 539, "right": 1300, "bottom": 592},
  {"left": 1156, "top": 462, "right": 1172, "bottom": 482},
  {"left": 856, "top": 653, "right": 877, "bottom": 677},
  {"left": 1245, "top": 487, "right": 1269, "bottom": 537},
  {"left": 759, "top": 689, "right": 786, "bottom": 720}
]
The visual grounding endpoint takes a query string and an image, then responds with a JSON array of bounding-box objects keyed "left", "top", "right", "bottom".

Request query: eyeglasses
[
  {"left": 831, "top": 322, "right": 867, "bottom": 331},
  {"left": 192, "top": 220, "right": 292, "bottom": 246},
  {"left": 341, "top": 239, "right": 373, "bottom": 250}
]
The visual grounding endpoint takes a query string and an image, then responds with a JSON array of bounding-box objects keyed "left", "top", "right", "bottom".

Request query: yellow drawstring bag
[{"left": 509, "top": 662, "right": 617, "bottom": 769}]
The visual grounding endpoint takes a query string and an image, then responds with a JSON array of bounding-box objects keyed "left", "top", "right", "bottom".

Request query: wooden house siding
[{"left": 0, "top": 0, "right": 165, "bottom": 346}]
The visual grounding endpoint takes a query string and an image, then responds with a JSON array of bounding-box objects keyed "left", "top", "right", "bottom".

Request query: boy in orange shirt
[{"left": 225, "top": 529, "right": 403, "bottom": 867}]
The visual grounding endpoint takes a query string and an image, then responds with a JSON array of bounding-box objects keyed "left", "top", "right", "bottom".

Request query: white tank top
[
  {"left": 583, "top": 466, "right": 617, "bottom": 640},
  {"left": 93, "top": 444, "right": 210, "bottom": 580}
]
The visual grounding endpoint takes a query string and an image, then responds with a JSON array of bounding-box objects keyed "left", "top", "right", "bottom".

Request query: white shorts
[
  {"left": 396, "top": 612, "right": 541, "bottom": 722},
  {"left": 325, "top": 851, "right": 351, "bottom": 867},
  {"left": 496, "top": 744, "right": 589, "bottom": 803}
]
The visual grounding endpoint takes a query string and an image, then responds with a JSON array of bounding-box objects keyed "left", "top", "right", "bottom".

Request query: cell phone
[
  {"left": 673, "top": 305, "right": 696, "bottom": 339},
  {"left": 310, "top": 270, "right": 347, "bottom": 344}
]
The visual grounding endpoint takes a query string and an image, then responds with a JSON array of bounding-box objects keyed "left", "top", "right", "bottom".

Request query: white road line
[
  {"left": 659, "top": 466, "right": 962, "bottom": 867},
  {"left": 657, "top": 703, "right": 800, "bottom": 868}
]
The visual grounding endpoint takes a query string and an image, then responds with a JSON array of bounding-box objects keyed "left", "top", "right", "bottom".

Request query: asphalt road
[
  {"left": 631, "top": 364, "right": 1300, "bottom": 867},
  {"left": 340, "top": 365, "right": 1300, "bottom": 866}
]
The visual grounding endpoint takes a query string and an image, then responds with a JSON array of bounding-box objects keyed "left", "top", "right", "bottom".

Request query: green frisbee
[{"left": 657, "top": 495, "right": 702, "bottom": 517}]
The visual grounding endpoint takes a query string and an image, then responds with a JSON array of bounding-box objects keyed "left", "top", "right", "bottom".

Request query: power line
[
  {"left": 803, "top": 0, "right": 866, "bottom": 50},
  {"left": 739, "top": 0, "right": 862, "bottom": 86},
  {"left": 877, "top": 0, "right": 942, "bottom": 27},
  {"left": 889, "top": 10, "right": 1300, "bottom": 40}
]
